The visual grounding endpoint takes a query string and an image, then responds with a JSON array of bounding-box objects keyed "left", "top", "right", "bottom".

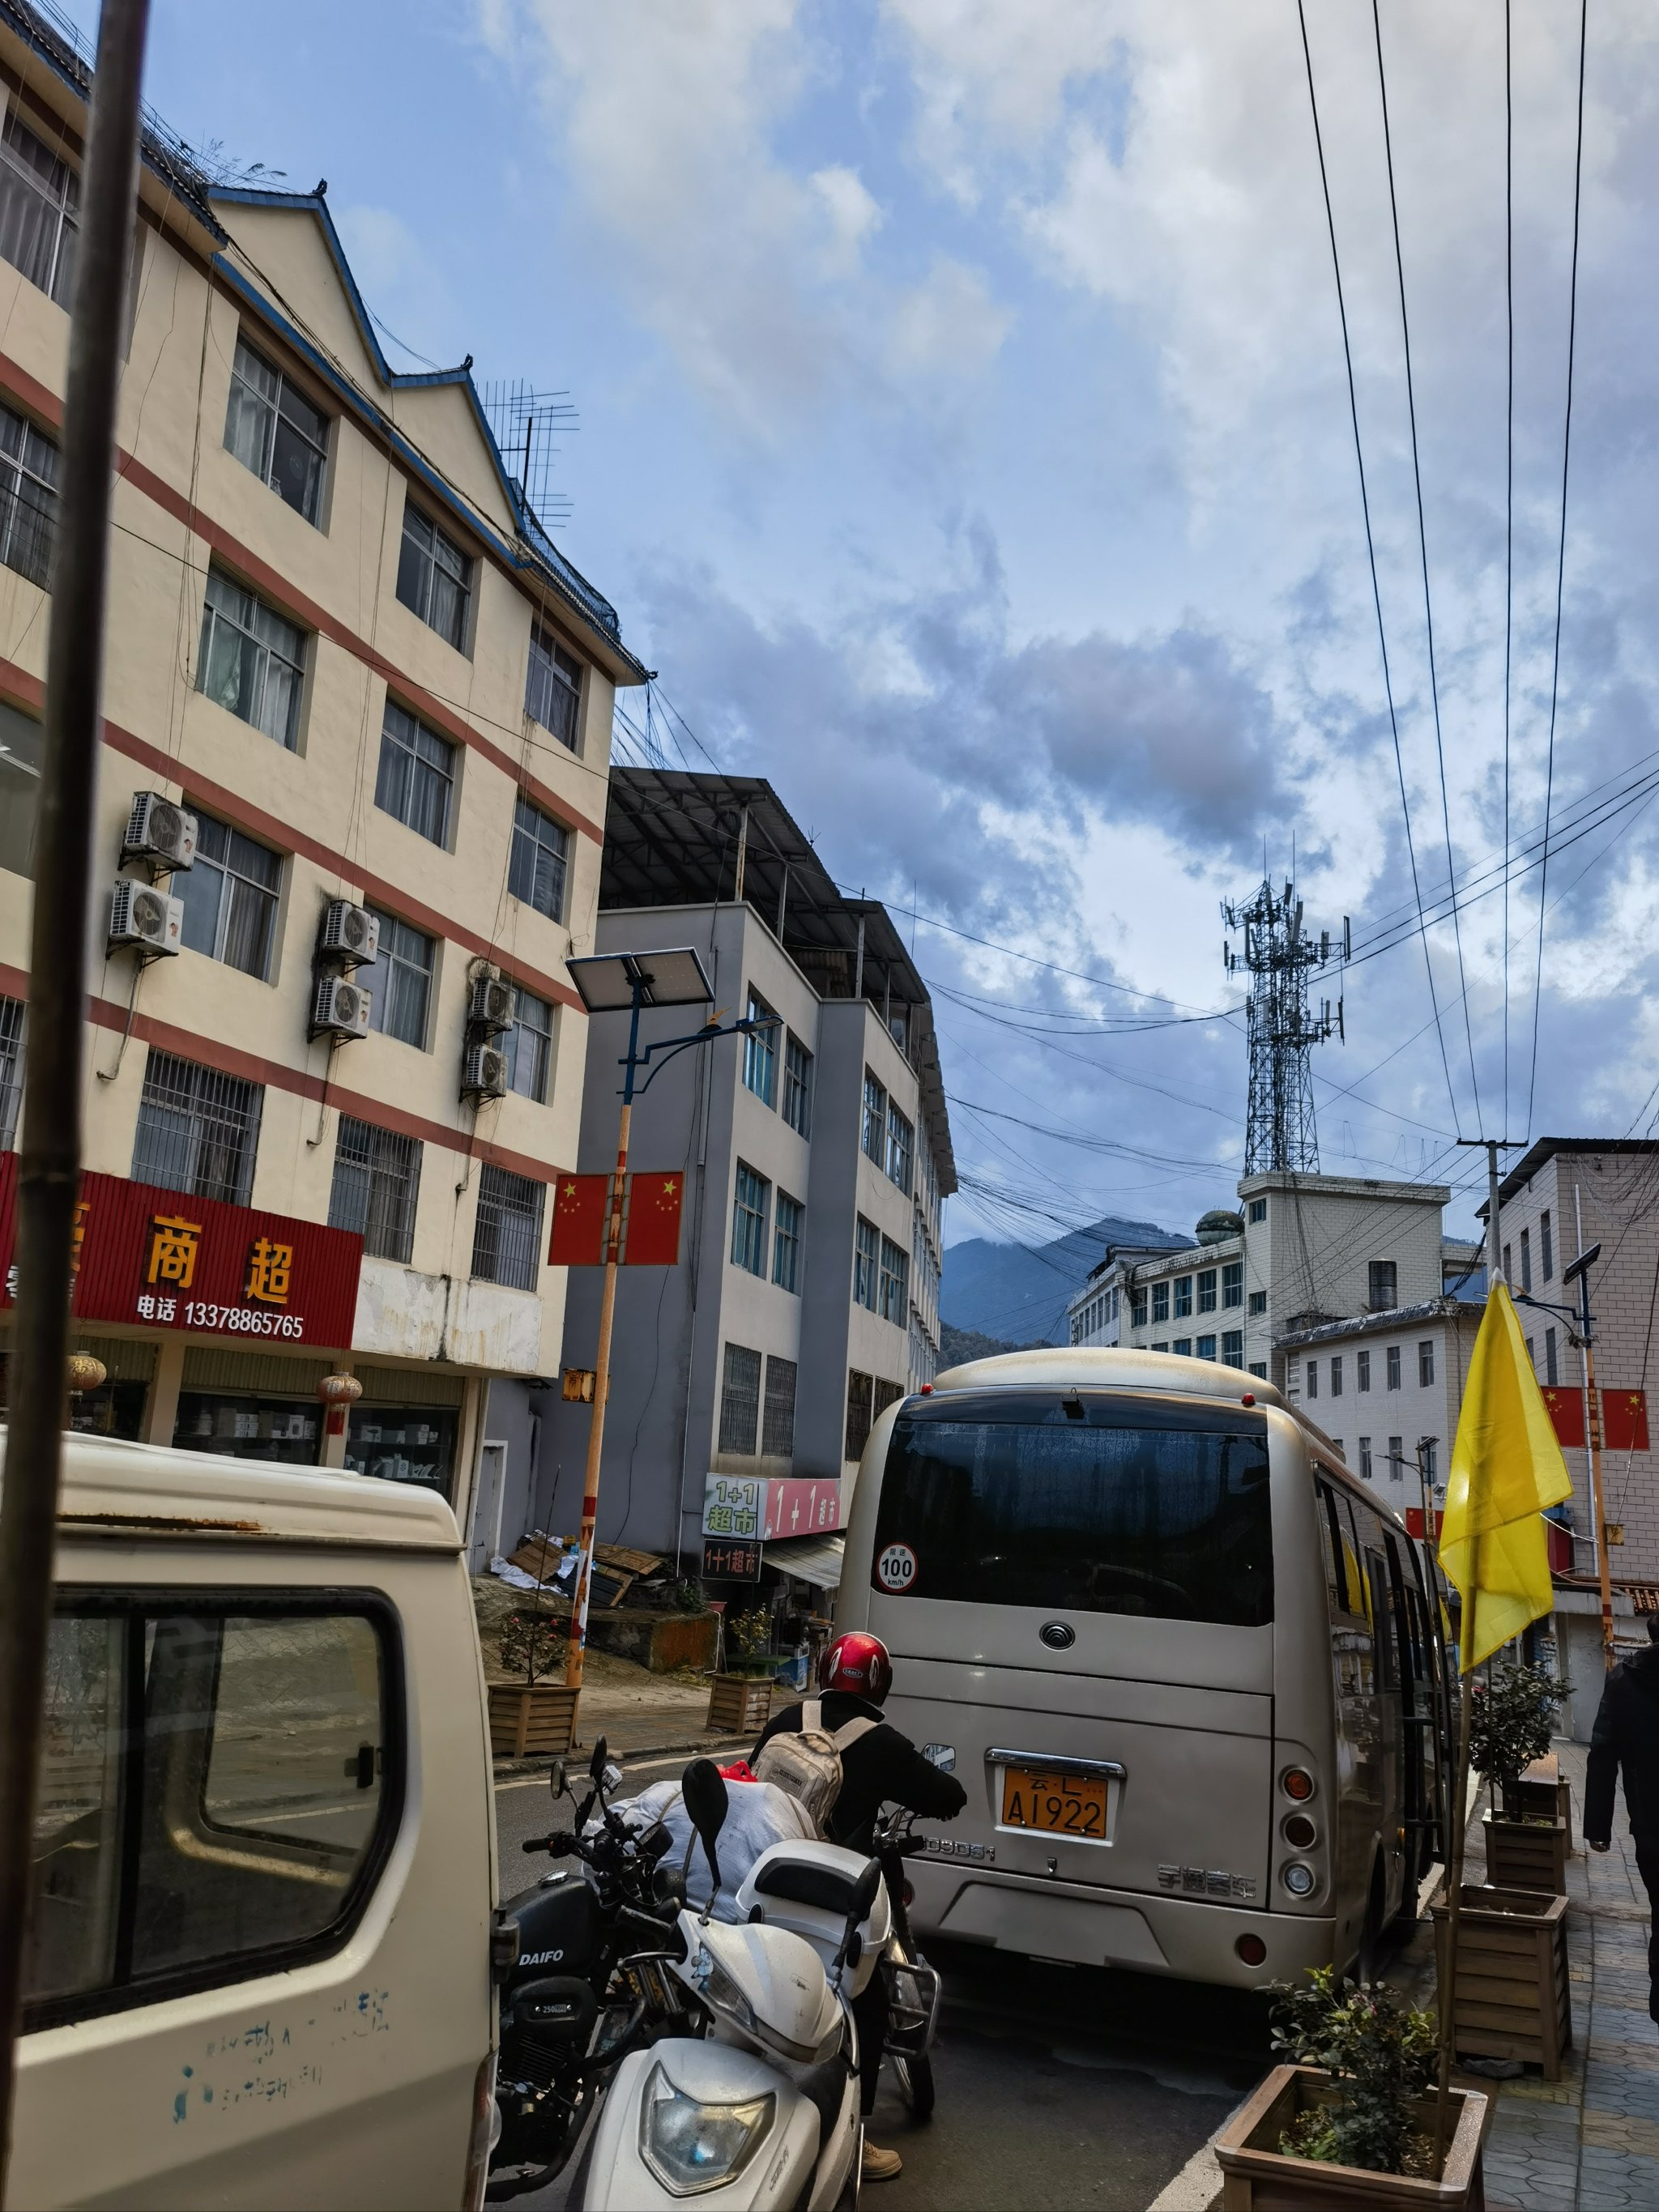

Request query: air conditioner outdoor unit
[
  {"left": 122, "top": 791, "right": 197, "bottom": 872},
  {"left": 462, "top": 1042, "right": 509, "bottom": 1101},
  {"left": 312, "top": 973, "right": 372, "bottom": 1041},
  {"left": 467, "top": 971, "right": 515, "bottom": 1035},
  {"left": 108, "top": 878, "right": 182, "bottom": 957},
  {"left": 318, "top": 898, "right": 379, "bottom": 966}
]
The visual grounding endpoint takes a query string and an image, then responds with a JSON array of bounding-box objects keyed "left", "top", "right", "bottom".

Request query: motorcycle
[{"left": 868, "top": 1808, "right": 941, "bottom": 2121}]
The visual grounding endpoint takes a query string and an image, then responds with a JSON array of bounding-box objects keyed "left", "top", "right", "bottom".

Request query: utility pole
[
  {"left": 0, "top": 4, "right": 152, "bottom": 2194},
  {"left": 1562, "top": 1241, "right": 1614, "bottom": 1671}
]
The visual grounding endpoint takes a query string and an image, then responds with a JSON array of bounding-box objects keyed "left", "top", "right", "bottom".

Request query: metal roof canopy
[{"left": 600, "top": 769, "right": 955, "bottom": 1194}]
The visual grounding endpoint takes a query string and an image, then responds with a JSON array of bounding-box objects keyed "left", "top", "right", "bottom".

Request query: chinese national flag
[
  {"left": 1539, "top": 1386, "right": 1585, "bottom": 1448},
  {"left": 548, "top": 1174, "right": 610, "bottom": 1266},
  {"left": 623, "top": 1172, "right": 684, "bottom": 1266},
  {"left": 1602, "top": 1388, "right": 1650, "bottom": 1452}
]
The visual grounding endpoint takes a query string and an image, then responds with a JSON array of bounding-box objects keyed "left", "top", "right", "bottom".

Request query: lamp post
[
  {"left": 561, "top": 949, "right": 779, "bottom": 1694},
  {"left": 1516, "top": 1239, "right": 1611, "bottom": 1669}
]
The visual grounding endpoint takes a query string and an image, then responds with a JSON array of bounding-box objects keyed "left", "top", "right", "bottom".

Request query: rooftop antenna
[
  {"left": 1222, "top": 869, "right": 1347, "bottom": 1174},
  {"left": 478, "top": 379, "right": 578, "bottom": 531}
]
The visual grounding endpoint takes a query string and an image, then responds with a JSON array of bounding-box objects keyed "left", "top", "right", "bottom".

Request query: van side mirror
[{"left": 680, "top": 1758, "right": 729, "bottom": 1914}]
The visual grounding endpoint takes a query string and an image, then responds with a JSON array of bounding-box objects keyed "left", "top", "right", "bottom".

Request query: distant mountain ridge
[{"left": 942, "top": 1214, "right": 1191, "bottom": 1347}]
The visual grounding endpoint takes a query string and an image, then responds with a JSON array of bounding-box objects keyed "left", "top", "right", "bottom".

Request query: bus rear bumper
[{"left": 909, "top": 1860, "right": 1336, "bottom": 1988}]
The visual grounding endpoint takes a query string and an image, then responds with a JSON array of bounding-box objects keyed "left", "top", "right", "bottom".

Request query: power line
[
  {"left": 1371, "top": 0, "right": 1482, "bottom": 1134},
  {"left": 1527, "top": 0, "right": 1589, "bottom": 1138}
]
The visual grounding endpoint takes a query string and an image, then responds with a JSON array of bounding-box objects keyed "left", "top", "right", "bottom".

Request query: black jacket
[
  {"left": 753, "top": 1690, "right": 967, "bottom": 1854},
  {"left": 1585, "top": 1642, "right": 1659, "bottom": 1844}
]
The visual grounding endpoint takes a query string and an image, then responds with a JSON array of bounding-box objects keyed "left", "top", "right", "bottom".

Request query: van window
[
  {"left": 26, "top": 1593, "right": 398, "bottom": 2027},
  {"left": 871, "top": 1390, "right": 1273, "bottom": 1626}
]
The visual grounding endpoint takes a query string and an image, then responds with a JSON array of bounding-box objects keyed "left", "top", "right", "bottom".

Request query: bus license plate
[{"left": 1000, "top": 1766, "right": 1108, "bottom": 1840}]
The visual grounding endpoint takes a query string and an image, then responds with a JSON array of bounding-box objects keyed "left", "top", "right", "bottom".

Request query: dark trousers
[
  {"left": 1636, "top": 1835, "right": 1659, "bottom": 2021},
  {"left": 851, "top": 1977, "right": 886, "bottom": 2116}
]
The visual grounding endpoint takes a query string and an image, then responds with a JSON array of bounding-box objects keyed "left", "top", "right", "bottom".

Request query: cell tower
[{"left": 1222, "top": 877, "right": 1349, "bottom": 1174}]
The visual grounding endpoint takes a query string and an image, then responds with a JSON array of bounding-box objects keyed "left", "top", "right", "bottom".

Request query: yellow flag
[{"left": 1439, "top": 1281, "right": 1574, "bottom": 1671}]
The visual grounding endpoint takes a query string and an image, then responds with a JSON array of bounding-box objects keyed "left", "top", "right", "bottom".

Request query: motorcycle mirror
[
  {"left": 680, "top": 1758, "right": 729, "bottom": 1913},
  {"left": 589, "top": 1736, "right": 610, "bottom": 1785},
  {"left": 834, "top": 1860, "right": 884, "bottom": 1984},
  {"left": 548, "top": 1759, "right": 568, "bottom": 1801}
]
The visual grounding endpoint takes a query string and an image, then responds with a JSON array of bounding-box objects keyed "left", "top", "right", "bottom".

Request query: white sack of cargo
[{"left": 608, "top": 1777, "right": 815, "bottom": 1921}]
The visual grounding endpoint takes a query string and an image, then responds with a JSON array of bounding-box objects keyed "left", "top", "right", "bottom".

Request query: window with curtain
[
  {"left": 742, "top": 993, "right": 777, "bottom": 1106},
  {"left": 173, "top": 812, "right": 281, "bottom": 980},
  {"left": 0, "top": 399, "right": 56, "bottom": 589},
  {"left": 375, "top": 701, "right": 454, "bottom": 846},
  {"left": 730, "top": 1162, "right": 769, "bottom": 1276},
  {"left": 131, "top": 1051, "right": 262, "bottom": 1206},
  {"left": 879, "top": 1234, "right": 908, "bottom": 1324},
  {"left": 862, "top": 1072, "right": 886, "bottom": 1163},
  {"left": 505, "top": 987, "right": 554, "bottom": 1102},
  {"left": 854, "top": 1217, "right": 879, "bottom": 1311},
  {"left": 0, "top": 699, "right": 42, "bottom": 878},
  {"left": 885, "top": 1102, "right": 913, "bottom": 1195},
  {"left": 525, "top": 623, "right": 581, "bottom": 747},
  {"left": 223, "top": 335, "right": 327, "bottom": 523},
  {"left": 196, "top": 569, "right": 306, "bottom": 750},
  {"left": 783, "top": 1034, "right": 812, "bottom": 1136},
  {"left": 0, "top": 107, "right": 78, "bottom": 309},
  {"left": 363, "top": 910, "right": 434, "bottom": 1049},
  {"left": 508, "top": 797, "right": 569, "bottom": 922},
  {"left": 395, "top": 503, "right": 471, "bottom": 650},
  {"left": 773, "top": 1192, "right": 803, "bottom": 1292}
]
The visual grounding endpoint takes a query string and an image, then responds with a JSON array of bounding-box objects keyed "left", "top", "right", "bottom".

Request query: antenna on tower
[{"left": 1222, "top": 872, "right": 1348, "bottom": 1174}]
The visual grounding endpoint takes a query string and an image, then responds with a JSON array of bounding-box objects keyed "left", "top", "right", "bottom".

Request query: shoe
[{"left": 862, "top": 2142, "right": 904, "bottom": 2181}]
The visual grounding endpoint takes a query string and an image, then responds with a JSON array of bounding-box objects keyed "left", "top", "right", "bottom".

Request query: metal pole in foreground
[
  {"left": 0, "top": 4, "right": 152, "bottom": 2194},
  {"left": 1564, "top": 1246, "right": 1615, "bottom": 1670}
]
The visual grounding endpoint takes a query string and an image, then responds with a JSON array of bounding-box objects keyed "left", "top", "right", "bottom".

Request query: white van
[{"left": 11, "top": 1430, "right": 497, "bottom": 2211}]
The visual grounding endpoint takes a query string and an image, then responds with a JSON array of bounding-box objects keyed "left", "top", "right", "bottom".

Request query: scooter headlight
[{"left": 639, "top": 2065, "right": 775, "bottom": 2197}]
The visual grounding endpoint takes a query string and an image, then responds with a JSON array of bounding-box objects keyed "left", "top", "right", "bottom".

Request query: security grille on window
[
  {"left": 376, "top": 701, "right": 454, "bottom": 846},
  {"left": 886, "top": 1103, "right": 913, "bottom": 1196},
  {"left": 224, "top": 335, "right": 327, "bottom": 523},
  {"left": 509, "top": 798, "right": 569, "bottom": 921},
  {"left": 1173, "top": 1276, "right": 1192, "bottom": 1319},
  {"left": 845, "top": 1370, "right": 875, "bottom": 1463},
  {"left": 364, "top": 910, "right": 434, "bottom": 1048},
  {"left": 505, "top": 987, "right": 554, "bottom": 1102},
  {"left": 862, "top": 1072, "right": 886, "bottom": 1164},
  {"left": 1197, "top": 1269, "right": 1217, "bottom": 1314},
  {"left": 0, "top": 399, "right": 55, "bottom": 589},
  {"left": 1151, "top": 1281, "right": 1170, "bottom": 1323},
  {"left": 0, "top": 994, "right": 23, "bottom": 1149},
  {"left": 1418, "top": 1340, "right": 1435, "bottom": 1387},
  {"left": 0, "top": 108, "right": 78, "bottom": 309},
  {"left": 471, "top": 1164, "right": 544, "bottom": 1290},
  {"left": 328, "top": 1117, "right": 420, "bottom": 1264},
  {"left": 1386, "top": 1345, "right": 1401, "bottom": 1390},
  {"left": 397, "top": 504, "right": 471, "bottom": 650},
  {"left": 1358, "top": 1348, "right": 1371, "bottom": 1391},
  {"left": 526, "top": 622, "right": 581, "bottom": 748},
  {"left": 174, "top": 813, "right": 280, "bottom": 980},
  {"left": 719, "top": 1344, "right": 761, "bottom": 1454},
  {"left": 132, "top": 1051, "right": 262, "bottom": 1206},
  {"left": 854, "top": 1217, "right": 879, "bottom": 1311},
  {"left": 197, "top": 569, "right": 305, "bottom": 749},
  {"left": 773, "top": 1192, "right": 803, "bottom": 1292},
  {"left": 761, "top": 1355, "right": 797, "bottom": 1457},
  {"left": 731, "top": 1162, "right": 769, "bottom": 1276},
  {"left": 1222, "top": 1328, "right": 1243, "bottom": 1365},
  {"left": 742, "top": 993, "right": 777, "bottom": 1105},
  {"left": 1368, "top": 1259, "right": 1397, "bottom": 1311},
  {"left": 879, "top": 1236, "right": 909, "bottom": 1324},
  {"left": 783, "top": 1034, "right": 812, "bottom": 1136},
  {"left": 1222, "top": 1261, "right": 1243, "bottom": 1308}
]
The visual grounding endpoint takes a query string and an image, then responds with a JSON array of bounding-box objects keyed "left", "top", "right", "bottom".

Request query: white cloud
[
  {"left": 886, "top": 256, "right": 1010, "bottom": 378},
  {"left": 810, "top": 164, "right": 882, "bottom": 278}
]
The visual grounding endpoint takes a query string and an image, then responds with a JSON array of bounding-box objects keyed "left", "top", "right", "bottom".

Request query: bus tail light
[
  {"left": 1282, "top": 1813, "right": 1317, "bottom": 1850},
  {"left": 1282, "top": 1862, "right": 1316, "bottom": 1897},
  {"left": 1235, "top": 1933, "right": 1267, "bottom": 1967},
  {"left": 1282, "top": 1767, "right": 1315, "bottom": 1801}
]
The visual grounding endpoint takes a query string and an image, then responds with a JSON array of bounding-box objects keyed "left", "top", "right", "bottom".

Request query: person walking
[{"left": 1585, "top": 1613, "right": 1659, "bottom": 2021}]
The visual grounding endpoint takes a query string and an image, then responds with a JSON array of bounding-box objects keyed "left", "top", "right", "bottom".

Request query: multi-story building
[
  {"left": 0, "top": 3, "right": 644, "bottom": 1548},
  {"left": 1276, "top": 1300, "right": 1484, "bottom": 1515},
  {"left": 544, "top": 770, "right": 953, "bottom": 1569}
]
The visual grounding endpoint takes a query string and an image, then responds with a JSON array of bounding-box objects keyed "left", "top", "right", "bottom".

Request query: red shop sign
[
  {"left": 0, "top": 1153, "right": 363, "bottom": 1349},
  {"left": 760, "top": 1479, "right": 843, "bottom": 1540}
]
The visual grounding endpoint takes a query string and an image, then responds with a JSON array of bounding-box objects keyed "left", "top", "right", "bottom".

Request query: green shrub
[
  {"left": 1268, "top": 1967, "right": 1438, "bottom": 2174},
  {"left": 1469, "top": 1663, "right": 1571, "bottom": 1796}
]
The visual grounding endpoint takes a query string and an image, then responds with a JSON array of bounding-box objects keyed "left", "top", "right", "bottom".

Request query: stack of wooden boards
[{"left": 505, "top": 1532, "right": 670, "bottom": 1610}]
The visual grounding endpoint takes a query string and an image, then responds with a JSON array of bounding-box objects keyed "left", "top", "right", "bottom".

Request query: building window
[
  {"left": 1247, "top": 1289, "right": 1267, "bottom": 1316},
  {"left": 1197, "top": 1268, "right": 1218, "bottom": 1314},
  {"left": 773, "top": 1192, "right": 803, "bottom": 1293},
  {"left": 0, "top": 994, "right": 23, "bottom": 1149},
  {"left": 1358, "top": 1347, "right": 1371, "bottom": 1392},
  {"left": 1368, "top": 1259, "right": 1397, "bottom": 1311},
  {"left": 1418, "top": 1340, "right": 1435, "bottom": 1387},
  {"left": 1542, "top": 1210, "right": 1553, "bottom": 1281},
  {"left": 471, "top": 1164, "right": 544, "bottom": 1290},
  {"left": 1152, "top": 1341, "right": 1169, "bottom": 1353},
  {"left": 505, "top": 987, "right": 554, "bottom": 1103},
  {"left": 845, "top": 1370, "right": 874, "bottom": 1463},
  {"left": 174, "top": 812, "right": 281, "bottom": 981},
  {"left": 1331, "top": 1355, "right": 1343, "bottom": 1398},
  {"left": 395, "top": 503, "right": 471, "bottom": 650},
  {"left": 862, "top": 1072, "right": 886, "bottom": 1164},
  {"left": 761, "top": 1355, "right": 796, "bottom": 1457},
  {"left": 0, "top": 700, "right": 40, "bottom": 878},
  {"left": 364, "top": 910, "right": 434, "bottom": 1049},
  {"left": 509, "top": 798, "right": 571, "bottom": 925},
  {"left": 1248, "top": 1361, "right": 1267, "bottom": 1379},
  {"left": 1196, "top": 1333, "right": 1217, "bottom": 1361},
  {"left": 197, "top": 569, "right": 305, "bottom": 749},
  {"left": 783, "top": 1034, "right": 812, "bottom": 1136},
  {"left": 730, "top": 1162, "right": 769, "bottom": 1276},
  {"left": 0, "top": 400, "right": 55, "bottom": 589},
  {"left": 1172, "top": 1337, "right": 1192, "bottom": 1357},
  {"left": 1173, "top": 1276, "right": 1193, "bottom": 1319},
  {"left": 1306, "top": 1360, "right": 1318, "bottom": 1400},
  {"left": 1388, "top": 1435, "right": 1404, "bottom": 1480},
  {"left": 1546, "top": 1325, "right": 1559, "bottom": 1386},
  {"left": 719, "top": 1345, "right": 761, "bottom": 1455},
  {"left": 0, "top": 107, "right": 77, "bottom": 308},
  {"left": 1131, "top": 1289, "right": 1148, "bottom": 1328},
  {"left": 880, "top": 1234, "right": 908, "bottom": 1324},
  {"left": 1386, "top": 1345, "right": 1401, "bottom": 1390},
  {"left": 1526, "top": 1335, "right": 1537, "bottom": 1373},
  {"left": 1151, "top": 1281, "right": 1170, "bottom": 1323},
  {"left": 1422, "top": 1438, "right": 1437, "bottom": 1484},
  {"left": 224, "top": 335, "right": 326, "bottom": 523},
  {"left": 742, "top": 993, "right": 777, "bottom": 1106},
  {"left": 1247, "top": 1196, "right": 1267, "bottom": 1223},
  {"left": 1520, "top": 1226, "right": 1532, "bottom": 1294},
  {"left": 886, "top": 1103, "right": 914, "bottom": 1196},
  {"left": 328, "top": 1116, "right": 420, "bottom": 1264},
  {"left": 1359, "top": 1437, "right": 1372, "bottom": 1481},
  {"left": 376, "top": 701, "right": 454, "bottom": 847},
  {"left": 131, "top": 1051, "right": 261, "bottom": 1207},
  {"left": 525, "top": 622, "right": 580, "bottom": 748},
  {"left": 1222, "top": 1261, "right": 1243, "bottom": 1309},
  {"left": 854, "top": 1216, "right": 880, "bottom": 1311},
  {"left": 1222, "top": 1328, "right": 1243, "bottom": 1365},
  {"left": 1502, "top": 1243, "right": 1512, "bottom": 1282}
]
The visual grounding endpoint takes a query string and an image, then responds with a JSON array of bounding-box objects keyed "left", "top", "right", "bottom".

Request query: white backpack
[{"left": 752, "top": 1698, "right": 878, "bottom": 1834}]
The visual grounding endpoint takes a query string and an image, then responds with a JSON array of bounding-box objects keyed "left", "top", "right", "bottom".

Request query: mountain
[
  {"left": 941, "top": 1214, "right": 1191, "bottom": 1347},
  {"left": 938, "top": 1320, "right": 1038, "bottom": 1367}
]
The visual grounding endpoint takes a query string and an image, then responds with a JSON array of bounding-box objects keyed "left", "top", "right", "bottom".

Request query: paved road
[{"left": 493, "top": 1753, "right": 1269, "bottom": 2210}]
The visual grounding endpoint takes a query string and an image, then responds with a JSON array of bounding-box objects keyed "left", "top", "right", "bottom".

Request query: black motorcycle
[
  {"left": 488, "top": 1738, "right": 687, "bottom": 2201},
  {"left": 874, "top": 1807, "right": 942, "bottom": 2121}
]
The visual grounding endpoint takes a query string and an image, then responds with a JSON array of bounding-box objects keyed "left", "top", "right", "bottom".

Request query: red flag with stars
[
  {"left": 548, "top": 1174, "right": 610, "bottom": 1266},
  {"left": 1602, "top": 1389, "right": 1650, "bottom": 1452},
  {"left": 1539, "top": 1387, "right": 1585, "bottom": 1448},
  {"left": 623, "top": 1172, "right": 684, "bottom": 1266}
]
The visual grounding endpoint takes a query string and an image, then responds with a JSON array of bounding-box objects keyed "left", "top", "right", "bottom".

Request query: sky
[{"left": 74, "top": 0, "right": 1659, "bottom": 1276}]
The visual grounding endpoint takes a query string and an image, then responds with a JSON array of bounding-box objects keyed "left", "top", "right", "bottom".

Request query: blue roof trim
[{"left": 209, "top": 188, "right": 642, "bottom": 669}]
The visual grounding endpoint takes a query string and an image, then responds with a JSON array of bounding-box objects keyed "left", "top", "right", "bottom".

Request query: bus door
[
  {"left": 1316, "top": 1475, "right": 1382, "bottom": 1933},
  {"left": 1382, "top": 1530, "right": 1435, "bottom": 1882}
]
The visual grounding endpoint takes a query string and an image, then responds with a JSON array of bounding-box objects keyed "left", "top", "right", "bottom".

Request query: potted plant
[
  {"left": 705, "top": 1605, "right": 775, "bottom": 1733},
  {"left": 1214, "top": 1968, "right": 1486, "bottom": 2208},
  {"left": 488, "top": 1609, "right": 579, "bottom": 1759},
  {"left": 1470, "top": 1663, "right": 1572, "bottom": 1893}
]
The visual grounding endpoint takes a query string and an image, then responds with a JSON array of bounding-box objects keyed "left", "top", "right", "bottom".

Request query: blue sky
[{"left": 79, "top": 1, "right": 1659, "bottom": 1271}]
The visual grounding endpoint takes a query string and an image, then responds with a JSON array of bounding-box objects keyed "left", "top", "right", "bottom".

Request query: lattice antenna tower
[
  {"left": 478, "top": 380, "right": 578, "bottom": 530},
  {"left": 1222, "top": 876, "right": 1349, "bottom": 1174}
]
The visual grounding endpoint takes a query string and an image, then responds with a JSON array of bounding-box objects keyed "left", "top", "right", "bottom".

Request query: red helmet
[{"left": 818, "top": 1631, "right": 892, "bottom": 1703}]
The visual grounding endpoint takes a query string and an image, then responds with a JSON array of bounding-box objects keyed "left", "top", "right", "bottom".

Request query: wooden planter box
[
  {"left": 1499, "top": 1757, "right": 1573, "bottom": 1852},
  {"left": 706, "top": 1674, "right": 773, "bottom": 1733},
  {"left": 1482, "top": 1810, "right": 1568, "bottom": 1896},
  {"left": 1431, "top": 1883, "right": 1572, "bottom": 2081},
  {"left": 488, "top": 1681, "right": 579, "bottom": 1760},
  {"left": 1214, "top": 2065, "right": 1486, "bottom": 2210}
]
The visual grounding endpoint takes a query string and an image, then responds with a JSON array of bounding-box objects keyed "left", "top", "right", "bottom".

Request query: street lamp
[
  {"left": 1514, "top": 1239, "right": 1613, "bottom": 1669},
  {"left": 561, "top": 948, "right": 780, "bottom": 1692}
]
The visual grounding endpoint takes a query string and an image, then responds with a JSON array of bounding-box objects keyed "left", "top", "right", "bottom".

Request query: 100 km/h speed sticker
[{"left": 876, "top": 1542, "right": 918, "bottom": 1593}]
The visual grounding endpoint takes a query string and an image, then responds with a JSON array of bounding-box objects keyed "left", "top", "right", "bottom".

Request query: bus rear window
[{"left": 872, "top": 1392, "right": 1273, "bottom": 1627}]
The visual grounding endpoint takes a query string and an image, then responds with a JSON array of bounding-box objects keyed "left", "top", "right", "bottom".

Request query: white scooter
[{"left": 573, "top": 1760, "right": 893, "bottom": 2210}]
